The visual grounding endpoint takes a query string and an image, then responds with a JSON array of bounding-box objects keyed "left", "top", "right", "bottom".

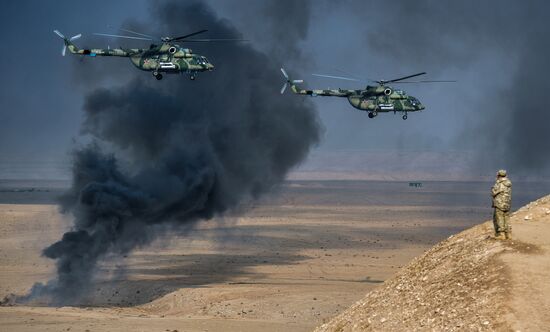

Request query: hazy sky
[{"left": 1, "top": 0, "right": 549, "bottom": 178}]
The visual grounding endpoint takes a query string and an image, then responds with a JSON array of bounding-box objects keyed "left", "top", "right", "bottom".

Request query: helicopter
[
  {"left": 53, "top": 29, "right": 245, "bottom": 80},
  {"left": 280, "top": 68, "right": 453, "bottom": 120}
]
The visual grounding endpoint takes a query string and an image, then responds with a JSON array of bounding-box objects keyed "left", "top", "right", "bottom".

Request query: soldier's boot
[
  {"left": 505, "top": 230, "right": 512, "bottom": 240},
  {"left": 495, "top": 232, "right": 505, "bottom": 240}
]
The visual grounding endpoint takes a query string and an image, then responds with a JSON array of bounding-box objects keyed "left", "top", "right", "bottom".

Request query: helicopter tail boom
[
  {"left": 54, "top": 30, "right": 138, "bottom": 58},
  {"left": 281, "top": 68, "right": 355, "bottom": 97}
]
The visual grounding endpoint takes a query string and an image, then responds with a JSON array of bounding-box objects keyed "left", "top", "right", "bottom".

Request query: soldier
[{"left": 491, "top": 169, "right": 512, "bottom": 240}]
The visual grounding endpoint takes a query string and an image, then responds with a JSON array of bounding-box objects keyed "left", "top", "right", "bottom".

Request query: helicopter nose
[
  {"left": 207, "top": 63, "right": 214, "bottom": 70},
  {"left": 417, "top": 103, "right": 425, "bottom": 110}
]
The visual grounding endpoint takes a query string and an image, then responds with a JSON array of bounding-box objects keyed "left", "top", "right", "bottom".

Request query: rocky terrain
[{"left": 315, "top": 195, "right": 550, "bottom": 332}]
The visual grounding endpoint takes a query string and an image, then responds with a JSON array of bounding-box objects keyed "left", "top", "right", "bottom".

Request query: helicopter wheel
[
  {"left": 368, "top": 112, "right": 374, "bottom": 119},
  {"left": 155, "top": 73, "right": 163, "bottom": 80},
  {"left": 402, "top": 114, "right": 408, "bottom": 120},
  {"left": 190, "top": 75, "right": 196, "bottom": 80}
]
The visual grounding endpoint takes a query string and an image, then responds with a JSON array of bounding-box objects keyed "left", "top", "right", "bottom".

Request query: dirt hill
[{"left": 315, "top": 195, "right": 550, "bottom": 332}]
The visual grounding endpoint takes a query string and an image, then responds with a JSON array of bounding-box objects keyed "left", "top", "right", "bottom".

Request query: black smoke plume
[{"left": 27, "top": 0, "right": 319, "bottom": 304}]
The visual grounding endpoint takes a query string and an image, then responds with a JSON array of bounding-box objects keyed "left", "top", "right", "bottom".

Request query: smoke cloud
[
  {"left": 260, "top": 0, "right": 312, "bottom": 62},
  {"left": 352, "top": 0, "right": 550, "bottom": 175},
  {"left": 27, "top": 0, "right": 320, "bottom": 304}
]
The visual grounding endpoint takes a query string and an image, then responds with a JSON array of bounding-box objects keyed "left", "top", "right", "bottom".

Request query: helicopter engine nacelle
[
  {"left": 173, "top": 52, "right": 195, "bottom": 59},
  {"left": 171, "top": 47, "right": 194, "bottom": 58},
  {"left": 372, "top": 86, "right": 389, "bottom": 95}
]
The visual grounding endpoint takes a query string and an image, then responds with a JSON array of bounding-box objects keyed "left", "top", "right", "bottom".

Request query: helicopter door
[
  {"left": 158, "top": 53, "right": 176, "bottom": 70},
  {"left": 378, "top": 95, "right": 394, "bottom": 110}
]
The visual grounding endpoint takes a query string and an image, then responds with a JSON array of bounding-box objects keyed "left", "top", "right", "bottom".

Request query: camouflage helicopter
[
  {"left": 280, "top": 68, "right": 453, "bottom": 120},
  {"left": 54, "top": 29, "right": 244, "bottom": 80}
]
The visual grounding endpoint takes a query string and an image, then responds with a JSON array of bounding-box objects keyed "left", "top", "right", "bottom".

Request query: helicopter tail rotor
[
  {"left": 280, "top": 68, "right": 303, "bottom": 94},
  {"left": 54, "top": 30, "right": 81, "bottom": 56}
]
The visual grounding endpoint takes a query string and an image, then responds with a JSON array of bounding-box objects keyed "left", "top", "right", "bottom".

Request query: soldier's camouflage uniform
[{"left": 491, "top": 172, "right": 512, "bottom": 239}]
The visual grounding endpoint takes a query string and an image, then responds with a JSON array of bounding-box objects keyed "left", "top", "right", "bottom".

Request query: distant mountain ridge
[{"left": 0, "top": 150, "right": 546, "bottom": 181}]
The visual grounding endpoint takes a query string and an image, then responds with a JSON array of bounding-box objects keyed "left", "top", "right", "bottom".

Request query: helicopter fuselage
[
  {"left": 346, "top": 86, "right": 424, "bottom": 113},
  {"left": 65, "top": 40, "right": 213, "bottom": 79},
  {"left": 289, "top": 83, "right": 424, "bottom": 118},
  {"left": 128, "top": 43, "right": 214, "bottom": 75}
]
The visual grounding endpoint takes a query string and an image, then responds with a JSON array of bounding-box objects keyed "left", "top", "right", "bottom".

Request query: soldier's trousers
[{"left": 493, "top": 208, "right": 510, "bottom": 235}]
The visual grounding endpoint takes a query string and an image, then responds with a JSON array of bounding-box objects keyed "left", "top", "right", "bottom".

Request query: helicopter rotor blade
[
  {"left": 312, "top": 73, "right": 360, "bottom": 82},
  {"left": 168, "top": 29, "right": 208, "bottom": 41},
  {"left": 119, "top": 28, "right": 156, "bottom": 40},
  {"left": 280, "top": 83, "right": 288, "bottom": 94},
  {"left": 93, "top": 33, "right": 153, "bottom": 41},
  {"left": 177, "top": 38, "right": 248, "bottom": 42},
  {"left": 62, "top": 45, "right": 66, "bottom": 56},
  {"left": 381, "top": 72, "right": 427, "bottom": 84},
  {"left": 332, "top": 68, "right": 370, "bottom": 81},
  {"left": 53, "top": 30, "right": 65, "bottom": 39},
  {"left": 390, "top": 80, "right": 457, "bottom": 84},
  {"left": 70, "top": 34, "right": 81, "bottom": 41},
  {"left": 281, "top": 68, "right": 289, "bottom": 80},
  {"left": 292, "top": 80, "right": 304, "bottom": 84}
]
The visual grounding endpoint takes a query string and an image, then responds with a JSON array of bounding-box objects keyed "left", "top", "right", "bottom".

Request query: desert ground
[{"left": 0, "top": 179, "right": 548, "bottom": 332}]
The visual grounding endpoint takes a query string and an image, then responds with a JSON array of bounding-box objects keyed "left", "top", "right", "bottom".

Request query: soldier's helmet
[{"left": 497, "top": 169, "right": 507, "bottom": 177}]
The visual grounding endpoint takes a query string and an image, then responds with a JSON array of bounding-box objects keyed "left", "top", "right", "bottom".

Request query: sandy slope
[{"left": 315, "top": 195, "right": 550, "bottom": 332}]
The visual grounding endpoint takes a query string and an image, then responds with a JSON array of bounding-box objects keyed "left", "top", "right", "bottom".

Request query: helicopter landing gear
[
  {"left": 367, "top": 111, "right": 378, "bottom": 119},
  {"left": 153, "top": 71, "right": 163, "bottom": 80},
  {"left": 402, "top": 113, "right": 408, "bottom": 120}
]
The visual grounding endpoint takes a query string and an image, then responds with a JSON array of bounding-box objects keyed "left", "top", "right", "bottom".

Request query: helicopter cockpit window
[{"left": 197, "top": 56, "right": 208, "bottom": 65}]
